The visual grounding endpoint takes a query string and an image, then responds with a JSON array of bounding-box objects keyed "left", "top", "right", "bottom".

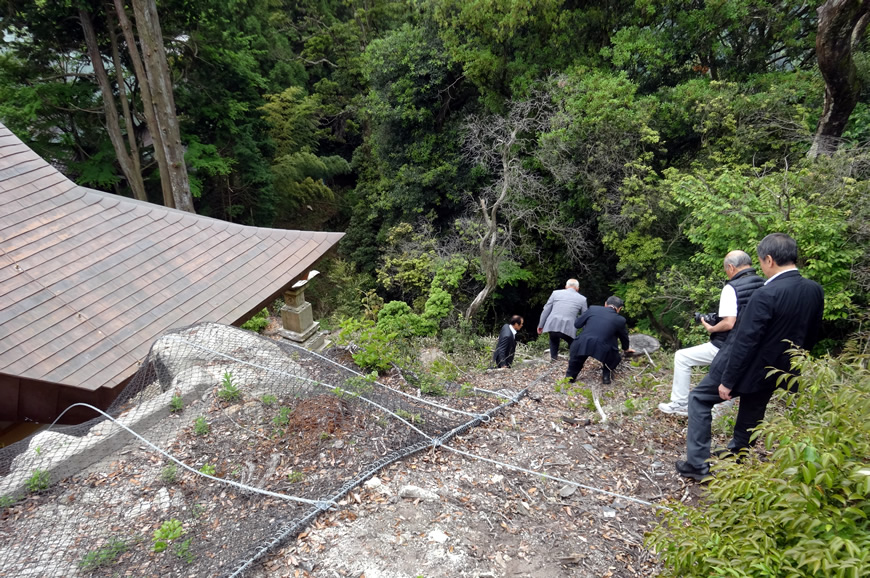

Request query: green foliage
[
  {"left": 241, "top": 308, "right": 270, "bottom": 333},
  {"left": 260, "top": 86, "right": 350, "bottom": 225},
  {"left": 185, "top": 137, "right": 234, "bottom": 199},
  {"left": 193, "top": 417, "right": 210, "bottom": 436},
  {"left": 261, "top": 394, "right": 277, "bottom": 406},
  {"left": 199, "top": 464, "right": 216, "bottom": 476},
  {"left": 647, "top": 352, "right": 870, "bottom": 577},
  {"left": 169, "top": 394, "right": 184, "bottom": 413},
  {"left": 0, "top": 495, "right": 16, "bottom": 509},
  {"left": 337, "top": 317, "right": 401, "bottom": 372},
  {"left": 161, "top": 464, "right": 178, "bottom": 485},
  {"left": 272, "top": 407, "right": 293, "bottom": 427},
  {"left": 395, "top": 409, "right": 424, "bottom": 425},
  {"left": 665, "top": 164, "right": 862, "bottom": 320},
  {"left": 554, "top": 378, "right": 596, "bottom": 412},
  {"left": 153, "top": 519, "right": 184, "bottom": 553},
  {"left": 218, "top": 372, "right": 242, "bottom": 402},
  {"left": 173, "top": 538, "right": 195, "bottom": 564},
  {"left": 25, "top": 469, "right": 50, "bottom": 493},
  {"left": 287, "top": 470, "right": 304, "bottom": 483},
  {"left": 78, "top": 538, "right": 127, "bottom": 572}
]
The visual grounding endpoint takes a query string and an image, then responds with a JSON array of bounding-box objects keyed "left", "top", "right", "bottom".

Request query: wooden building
[{"left": 0, "top": 123, "right": 343, "bottom": 424}]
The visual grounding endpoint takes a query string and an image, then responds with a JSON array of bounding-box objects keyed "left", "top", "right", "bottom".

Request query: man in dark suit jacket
[
  {"left": 676, "top": 233, "right": 825, "bottom": 481},
  {"left": 566, "top": 296, "right": 634, "bottom": 384},
  {"left": 493, "top": 315, "right": 523, "bottom": 368}
]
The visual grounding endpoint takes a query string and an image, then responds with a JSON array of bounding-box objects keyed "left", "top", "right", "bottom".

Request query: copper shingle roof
[{"left": 0, "top": 123, "right": 343, "bottom": 423}]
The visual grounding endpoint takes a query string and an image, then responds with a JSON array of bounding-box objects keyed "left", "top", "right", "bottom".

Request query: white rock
[
  {"left": 558, "top": 484, "right": 577, "bottom": 498},
  {"left": 428, "top": 529, "right": 449, "bottom": 543},
  {"left": 363, "top": 476, "right": 382, "bottom": 488},
  {"left": 398, "top": 485, "right": 439, "bottom": 501}
]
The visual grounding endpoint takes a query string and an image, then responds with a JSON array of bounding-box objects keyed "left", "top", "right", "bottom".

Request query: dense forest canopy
[{"left": 2, "top": 0, "right": 869, "bottom": 347}]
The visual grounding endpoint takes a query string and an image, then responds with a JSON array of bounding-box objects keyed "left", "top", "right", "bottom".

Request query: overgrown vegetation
[
  {"left": 241, "top": 308, "right": 270, "bottom": 333},
  {"left": 169, "top": 394, "right": 184, "bottom": 413},
  {"left": 25, "top": 469, "right": 50, "bottom": 493},
  {"left": 152, "top": 519, "right": 184, "bottom": 553},
  {"left": 193, "top": 417, "right": 209, "bottom": 436},
  {"left": 217, "top": 372, "right": 242, "bottom": 402},
  {"left": 647, "top": 351, "right": 870, "bottom": 577},
  {"left": 78, "top": 537, "right": 128, "bottom": 572}
]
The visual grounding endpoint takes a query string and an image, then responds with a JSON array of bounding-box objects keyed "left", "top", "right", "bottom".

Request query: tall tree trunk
[
  {"left": 113, "top": 0, "right": 174, "bottom": 207},
  {"left": 465, "top": 202, "right": 501, "bottom": 320},
  {"left": 106, "top": 9, "right": 146, "bottom": 201},
  {"left": 808, "top": 0, "right": 870, "bottom": 158},
  {"left": 129, "top": 0, "right": 195, "bottom": 212},
  {"left": 79, "top": 9, "right": 147, "bottom": 201}
]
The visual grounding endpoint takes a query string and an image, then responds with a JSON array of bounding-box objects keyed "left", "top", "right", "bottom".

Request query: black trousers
[
  {"left": 548, "top": 331, "right": 574, "bottom": 359},
  {"left": 565, "top": 355, "right": 616, "bottom": 382},
  {"left": 685, "top": 372, "right": 775, "bottom": 469}
]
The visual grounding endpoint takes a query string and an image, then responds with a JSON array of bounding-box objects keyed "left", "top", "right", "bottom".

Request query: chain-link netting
[{"left": 0, "top": 323, "right": 521, "bottom": 577}]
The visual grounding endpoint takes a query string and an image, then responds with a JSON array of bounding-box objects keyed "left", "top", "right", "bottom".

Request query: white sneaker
[
  {"left": 658, "top": 401, "right": 688, "bottom": 416},
  {"left": 713, "top": 399, "right": 736, "bottom": 419}
]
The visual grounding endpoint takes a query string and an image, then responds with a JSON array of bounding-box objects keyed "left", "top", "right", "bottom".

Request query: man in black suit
[
  {"left": 566, "top": 296, "right": 635, "bottom": 384},
  {"left": 676, "top": 233, "right": 825, "bottom": 481},
  {"left": 493, "top": 315, "right": 523, "bottom": 368}
]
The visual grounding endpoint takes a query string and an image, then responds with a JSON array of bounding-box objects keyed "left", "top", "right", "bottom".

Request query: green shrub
[
  {"left": 193, "top": 416, "right": 210, "bottom": 436},
  {"left": 217, "top": 372, "right": 242, "bottom": 402},
  {"left": 0, "top": 495, "right": 16, "bottom": 509},
  {"left": 78, "top": 538, "right": 127, "bottom": 571},
  {"left": 169, "top": 394, "right": 184, "bottom": 413},
  {"left": 161, "top": 464, "right": 178, "bottom": 484},
  {"left": 261, "top": 394, "right": 277, "bottom": 406},
  {"left": 199, "top": 464, "right": 216, "bottom": 476},
  {"left": 395, "top": 409, "right": 424, "bottom": 425},
  {"left": 272, "top": 406, "right": 292, "bottom": 427},
  {"left": 337, "top": 318, "right": 400, "bottom": 372},
  {"left": 241, "top": 308, "right": 270, "bottom": 333},
  {"left": 174, "top": 538, "right": 195, "bottom": 563},
  {"left": 153, "top": 519, "right": 184, "bottom": 553},
  {"left": 647, "top": 352, "right": 870, "bottom": 577},
  {"left": 25, "top": 469, "right": 50, "bottom": 493}
]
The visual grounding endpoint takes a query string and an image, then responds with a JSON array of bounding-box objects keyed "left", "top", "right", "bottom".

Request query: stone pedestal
[{"left": 278, "top": 272, "right": 326, "bottom": 352}]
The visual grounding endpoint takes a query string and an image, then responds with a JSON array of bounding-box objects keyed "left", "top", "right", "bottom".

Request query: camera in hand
[{"left": 693, "top": 312, "right": 720, "bottom": 325}]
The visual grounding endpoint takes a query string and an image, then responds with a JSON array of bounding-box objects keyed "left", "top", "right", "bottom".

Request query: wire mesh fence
[{"left": 0, "top": 323, "right": 520, "bottom": 577}]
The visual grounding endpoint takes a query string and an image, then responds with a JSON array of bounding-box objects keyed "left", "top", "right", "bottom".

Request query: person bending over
[{"left": 566, "top": 296, "right": 634, "bottom": 384}]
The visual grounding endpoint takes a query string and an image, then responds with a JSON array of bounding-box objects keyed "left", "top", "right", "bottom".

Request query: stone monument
[{"left": 278, "top": 270, "right": 326, "bottom": 351}]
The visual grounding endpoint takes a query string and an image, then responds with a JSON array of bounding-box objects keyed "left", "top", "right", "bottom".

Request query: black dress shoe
[
  {"left": 675, "top": 460, "right": 711, "bottom": 482},
  {"left": 602, "top": 373, "right": 611, "bottom": 385}
]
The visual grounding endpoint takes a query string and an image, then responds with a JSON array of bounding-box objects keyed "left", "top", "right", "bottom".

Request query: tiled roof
[{"left": 0, "top": 123, "right": 343, "bottom": 423}]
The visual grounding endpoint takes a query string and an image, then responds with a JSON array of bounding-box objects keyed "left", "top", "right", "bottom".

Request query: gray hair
[
  {"left": 565, "top": 279, "right": 580, "bottom": 290},
  {"left": 724, "top": 250, "right": 752, "bottom": 268}
]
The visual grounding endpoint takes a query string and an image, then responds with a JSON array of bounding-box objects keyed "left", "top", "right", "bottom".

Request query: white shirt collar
[
  {"left": 764, "top": 267, "right": 798, "bottom": 285},
  {"left": 509, "top": 325, "right": 517, "bottom": 336}
]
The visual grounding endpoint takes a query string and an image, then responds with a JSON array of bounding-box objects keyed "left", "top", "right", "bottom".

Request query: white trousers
[{"left": 670, "top": 341, "right": 720, "bottom": 404}]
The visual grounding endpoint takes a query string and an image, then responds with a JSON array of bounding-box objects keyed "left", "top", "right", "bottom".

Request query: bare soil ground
[
  {"left": 2, "top": 336, "right": 730, "bottom": 578},
  {"left": 249, "top": 349, "right": 716, "bottom": 578}
]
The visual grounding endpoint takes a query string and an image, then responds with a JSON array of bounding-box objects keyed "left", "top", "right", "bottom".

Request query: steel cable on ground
[
  {"left": 230, "top": 361, "right": 671, "bottom": 576},
  {"left": 227, "top": 384, "right": 528, "bottom": 577},
  {"left": 162, "top": 335, "right": 490, "bottom": 421}
]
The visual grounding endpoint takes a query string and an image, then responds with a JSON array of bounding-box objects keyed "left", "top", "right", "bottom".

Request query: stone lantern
[{"left": 278, "top": 270, "right": 326, "bottom": 351}]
